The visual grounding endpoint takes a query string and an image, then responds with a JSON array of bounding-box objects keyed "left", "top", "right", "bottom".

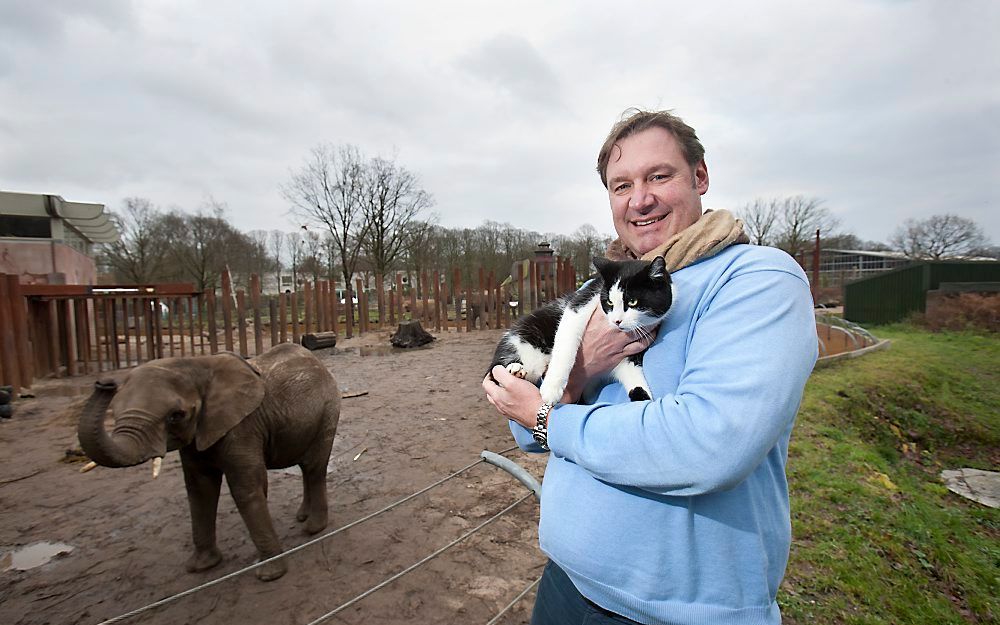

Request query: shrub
[{"left": 914, "top": 292, "right": 1000, "bottom": 332}]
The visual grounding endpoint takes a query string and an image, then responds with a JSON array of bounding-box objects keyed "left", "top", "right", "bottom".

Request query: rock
[{"left": 941, "top": 468, "right": 1000, "bottom": 508}]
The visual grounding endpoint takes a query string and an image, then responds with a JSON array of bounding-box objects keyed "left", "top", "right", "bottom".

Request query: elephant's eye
[{"left": 167, "top": 410, "right": 185, "bottom": 425}]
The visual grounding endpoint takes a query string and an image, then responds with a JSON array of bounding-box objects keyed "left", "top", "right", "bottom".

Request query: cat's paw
[
  {"left": 628, "top": 387, "right": 651, "bottom": 402},
  {"left": 506, "top": 363, "right": 528, "bottom": 379}
]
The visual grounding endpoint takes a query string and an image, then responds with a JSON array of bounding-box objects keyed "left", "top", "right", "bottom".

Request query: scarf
[{"left": 604, "top": 209, "right": 750, "bottom": 272}]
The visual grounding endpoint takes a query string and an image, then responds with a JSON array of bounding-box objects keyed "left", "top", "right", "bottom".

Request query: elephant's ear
[{"left": 196, "top": 354, "right": 265, "bottom": 451}]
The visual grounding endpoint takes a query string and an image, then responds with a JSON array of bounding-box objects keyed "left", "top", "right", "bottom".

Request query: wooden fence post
[
  {"left": 344, "top": 284, "right": 354, "bottom": 339},
  {"left": 6, "top": 276, "right": 32, "bottom": 386},
  {"left": 452, "top": 269, "right": 461, "bottom": 331},
  {"left": 221, "top": 270, "right": 234, "bottom": 353},
  {"left": 251, "top": 274, "right": 264, "bottom": 356},
  {"left": 330, "top": 284, "right": 339, "bottom": 337},
  {"left": 63, "top": 299, "right": 78, "bottom": 376},
  {"left": 197, "top": 293, "right": 208, "bottom": 356},
  {"left": 291, "top": 291, "right": 300, "bottom": 345},
  {"left": 165, "top": 296, "right": 175, "bottom": 358},
  {"left": 316, "top": 280, "right": 325, "bottom": 332},
  {"left": 0, "top": 277, "right": 21, "bottom": 388},
  {"left": 408, "top": 279, "right": 417, "bottom": 323},
  {"left": 279, "top": 292, "right": 288, "bottom": 344},
  {"left": 356, "top": 278, "right": 367, "bottom": 334},
  {"left": 188, "top": 296, "right": 197, "bottom": 356},
  {"left": 236, "top": 290, "right": 248, "bottom": 357},
  {"left": 433, "top": 271, "right": 441, "bottom": 331},
  {"left": 395, "top": 274, "right": 404, "bottom": 323},
  {"left": 206, "top": 291, "right": 218, "bottom": 354},
  {"left": 303, "top": 282, "right": 313, "bottom": 337},
  {"left": 376, "top": 273, "right": 385, "bottom": 328},
  {"left": 269, "top": 297, "right": 278, "bottom": 348}
]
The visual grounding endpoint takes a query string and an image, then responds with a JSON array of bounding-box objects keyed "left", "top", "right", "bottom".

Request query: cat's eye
[{"left": 627, "top": 298, "right": 638, "bottom": 307}]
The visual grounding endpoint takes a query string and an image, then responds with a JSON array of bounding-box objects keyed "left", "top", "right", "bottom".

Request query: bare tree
[
  {"left": 773, "top": 196, "right": 840, "bottom": 258},
  {"left": 282, "top": 144, "right": 368, "bottom": 290},
  {"left": 401, "top": 218, "right": 439, "bottom": 289},
  {"left": 166, "top": 200, "right": 248, "bottom": 292},
  {"left": 737, "top": 199, "right": 780, "bottom": 246},
  {"left": 301, "top": 230, "right": 325, "bottom": 283},
  {"left": 269, "top": 230, "right": 285, "bottom": 290},
  {"left": 285, "top": 232, "right": 306, "bottom": 288},
  {"left": 890, "top": 214, "right": 989, "bottom": 259},
  {"left": 359, "top": 154, "right": 434, "bottom": 283},
  {"left": 100, "top": 197, "right": 171, "bottom": 283},
  {"left": 245, "top": 230, "right": 274, "bottom": 284},
  {"left": 565, "top": 224, "right": 613, "bottom": 275}
]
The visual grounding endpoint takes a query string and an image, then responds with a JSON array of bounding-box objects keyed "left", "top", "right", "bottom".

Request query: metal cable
[
  {"left": 94, "top": 445, "right": 520, "bottom": 625},
  {"left": 305, "top": 492, "right": 534, "bottom": 625},
  {"left": 485, "top": 574, "right": 543, "bottom": 625}
]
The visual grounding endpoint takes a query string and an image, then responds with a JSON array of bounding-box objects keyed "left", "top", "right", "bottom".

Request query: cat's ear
[
  {"left": 592, "top": 256, "right": 613, "bottom": 277},
  {"left": 648, "top": 256, "right": 668, "bottom": 281}
]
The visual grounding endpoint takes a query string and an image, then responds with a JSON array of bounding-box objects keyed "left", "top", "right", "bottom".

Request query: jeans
[{"left": 531, "top": 560, "right": 642, "bottom": 625}]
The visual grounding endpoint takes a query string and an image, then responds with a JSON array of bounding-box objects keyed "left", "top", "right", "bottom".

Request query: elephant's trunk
[{"left": 77, "top": 380, "right": 147, "bottom": 468}]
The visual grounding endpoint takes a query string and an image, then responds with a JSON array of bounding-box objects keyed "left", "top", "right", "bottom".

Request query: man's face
[{"left": 605, "top": 126, "right": 709, "bottom": 257}]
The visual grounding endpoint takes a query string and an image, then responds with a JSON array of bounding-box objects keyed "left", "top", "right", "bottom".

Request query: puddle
[{"left": 2, "top": 542, "right": 74, "bottom": 571}]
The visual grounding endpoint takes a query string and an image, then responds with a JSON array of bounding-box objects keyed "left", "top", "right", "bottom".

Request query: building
[{"left": 0, "top": 191, "right": 118, "bottom": 285}]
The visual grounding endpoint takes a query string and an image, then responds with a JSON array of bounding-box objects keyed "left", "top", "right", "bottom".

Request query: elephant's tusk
[
  {"left": 80, "top": 461, "right": 98, "bottom": 474},
  {"left": 152, "top": 457, "right": 163, "bottom": 479}
]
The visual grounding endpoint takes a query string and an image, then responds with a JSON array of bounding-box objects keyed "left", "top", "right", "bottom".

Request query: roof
[
  {"left": 822, "top": 248, "right": 909, "bottom": 260},
  {"left": 0, "top": 190, "right": 119, "bottom": 243}
]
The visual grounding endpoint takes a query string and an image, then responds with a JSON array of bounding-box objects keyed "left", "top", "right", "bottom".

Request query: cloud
[{"left": 0, "top": 0, "right": 996, "bottom": 244}]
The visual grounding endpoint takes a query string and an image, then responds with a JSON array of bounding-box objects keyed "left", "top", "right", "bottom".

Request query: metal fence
[{"left": 843, "top": 260, "right": 1000, "bottom": 325}]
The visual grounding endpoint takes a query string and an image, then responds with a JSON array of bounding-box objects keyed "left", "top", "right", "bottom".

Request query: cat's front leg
[
  {"left": 611, "top": 357, "right": 653, "bottom": 401},
  {"left": 537, "top": 299, "right": 598, "bottom": 404}
]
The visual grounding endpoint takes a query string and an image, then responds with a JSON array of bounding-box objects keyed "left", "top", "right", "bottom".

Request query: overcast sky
[{"left": 1, "top": 0, "right": 997, "bottom": 245}]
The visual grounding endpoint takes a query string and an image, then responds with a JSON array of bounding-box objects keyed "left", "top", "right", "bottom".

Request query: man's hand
[
  {"left": 482, "top": 365, "right": 544, "bottom": 430},
  {"left": 561, "top": 308, "right": 657, "bottom": 403}
]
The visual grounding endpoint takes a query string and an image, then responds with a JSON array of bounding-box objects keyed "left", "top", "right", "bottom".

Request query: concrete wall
[{"left": 0, "top": 238, "right": 97, "bottom": 285}]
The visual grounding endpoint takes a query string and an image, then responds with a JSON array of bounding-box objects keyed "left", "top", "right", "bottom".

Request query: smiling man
[{"left": 484, "top": 109, "right": 819, "bottom": 625}]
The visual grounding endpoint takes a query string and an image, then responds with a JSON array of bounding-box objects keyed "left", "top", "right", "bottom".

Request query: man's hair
[{"left": 596, "top": 108, "right": 705, "bottom": 188}]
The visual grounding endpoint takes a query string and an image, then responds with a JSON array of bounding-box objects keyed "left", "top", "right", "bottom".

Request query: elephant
[{"left": 77, "top": 343, "right": 341, "bottom": 581}]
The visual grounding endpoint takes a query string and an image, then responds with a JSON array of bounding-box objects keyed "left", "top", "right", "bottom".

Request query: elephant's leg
[
  {"left": 225, "top": 467, "right": 287, "bottom": 582},
  {"left": 297, "top": 418, "right": 335, "bottom": 534},
  {"left": 295, "top": 471, "right": 311, "bottom": 523},
  {"left": 180, "top": 454, "right": 224, "bottom": 573},
  {"left": 297, "top": 461, "right": 329, "bottom": 534}
]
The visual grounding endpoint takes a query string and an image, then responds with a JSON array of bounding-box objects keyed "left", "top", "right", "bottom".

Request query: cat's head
[{"left": 592, "top": 256, "right": 673, "bottom": 331}]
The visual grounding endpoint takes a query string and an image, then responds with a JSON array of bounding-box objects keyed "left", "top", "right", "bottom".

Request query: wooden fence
[{"left": 0, "top": 256, "right": 578, "bottom": 389}]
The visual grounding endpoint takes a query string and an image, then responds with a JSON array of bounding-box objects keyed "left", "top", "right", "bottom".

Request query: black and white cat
[{"left": 488, "top": 256, "right": 674, "bottom": 404}]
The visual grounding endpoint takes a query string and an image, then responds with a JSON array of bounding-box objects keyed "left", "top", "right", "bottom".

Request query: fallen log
[{"left": 301, "top": 331, "right": 338, "bottom": 350}]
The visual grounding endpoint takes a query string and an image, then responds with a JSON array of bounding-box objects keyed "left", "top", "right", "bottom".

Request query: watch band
[{"left": 532, "top": 402, "right": 553, "bottom": 450}]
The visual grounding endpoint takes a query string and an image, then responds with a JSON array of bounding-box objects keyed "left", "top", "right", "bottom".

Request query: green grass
[{"left": 781, "top": 325, "right": 999, "bottom": 624}]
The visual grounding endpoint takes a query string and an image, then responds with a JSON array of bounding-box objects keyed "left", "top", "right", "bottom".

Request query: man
[{"left": 483, "top": 109, "right": 818, "bottom": 625}]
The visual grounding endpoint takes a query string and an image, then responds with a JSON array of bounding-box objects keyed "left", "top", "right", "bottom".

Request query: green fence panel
[{"left": 844, "top": 261, "right": 1000, "bottom": 325}]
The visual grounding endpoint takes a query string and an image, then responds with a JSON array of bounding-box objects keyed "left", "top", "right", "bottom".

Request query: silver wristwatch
[{"left": 532, "top": 402, "right": 553, "bottom": 450}]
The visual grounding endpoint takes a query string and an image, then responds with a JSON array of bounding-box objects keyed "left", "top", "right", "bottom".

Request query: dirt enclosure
[{"left": 0, "top": 329, "right": 547, "bottom": 625}]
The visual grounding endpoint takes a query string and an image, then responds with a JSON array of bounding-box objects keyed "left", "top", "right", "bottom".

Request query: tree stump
[
  {"left": 301, "top": 332, "right": 338, "bottom": 350},
  {"left": 390, "top": 320, "right": 435, "bottom": 348}
]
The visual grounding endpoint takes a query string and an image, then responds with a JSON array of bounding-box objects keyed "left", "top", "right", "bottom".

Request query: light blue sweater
[{"left": 510, "top": 244, "right": 818, "bottom": 625}]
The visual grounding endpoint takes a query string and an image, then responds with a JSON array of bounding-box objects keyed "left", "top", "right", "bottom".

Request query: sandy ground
[{"left": 0, "top": 329, "right": 548, "bottom": 625}]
